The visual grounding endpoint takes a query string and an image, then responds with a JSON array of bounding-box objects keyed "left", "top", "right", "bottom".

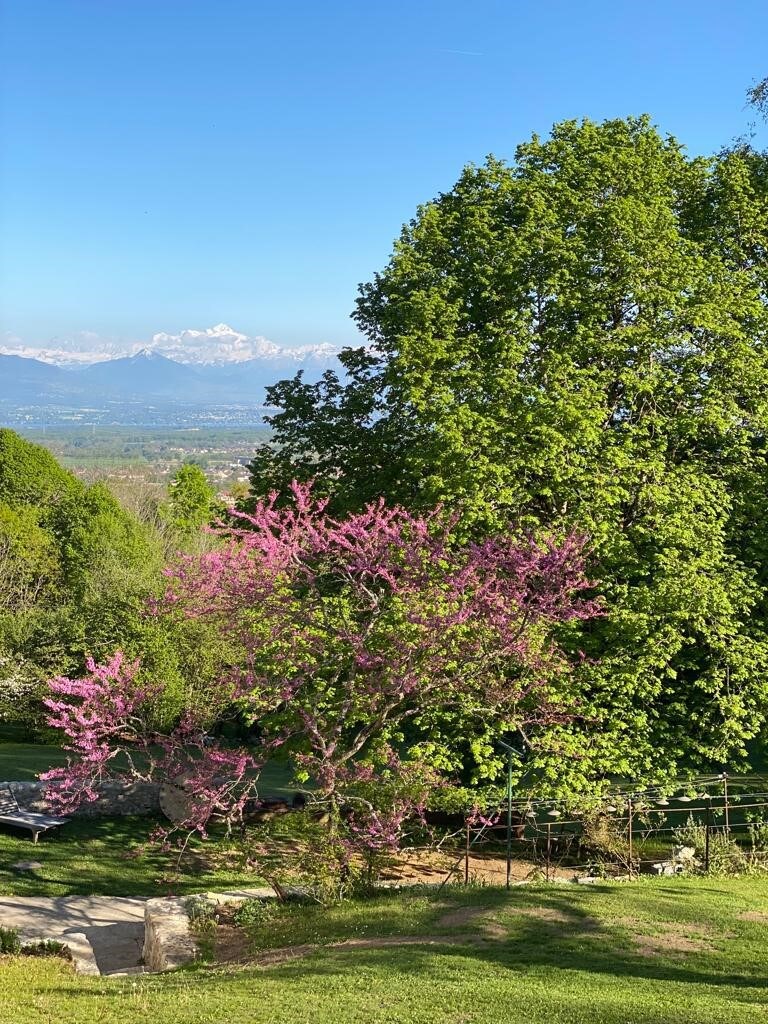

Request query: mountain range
[
  {"left": 1, "top": 323, "right": 342, "bottom": 369},
  {"left": 0, "top": 327, "right": 343, "bottom": 409}
]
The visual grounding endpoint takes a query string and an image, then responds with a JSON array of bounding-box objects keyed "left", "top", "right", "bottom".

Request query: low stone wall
[
  {"left": 143, "top": 897, "right": 199, "bottom": 972},
  {"left": 8, "top": 780, "right": 161, "bottom": 817}
]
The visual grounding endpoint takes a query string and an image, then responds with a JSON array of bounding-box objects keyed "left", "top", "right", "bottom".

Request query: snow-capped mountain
[
  {"left": 0, "top": 324, "right": 342, "bottom": 368},
  {"left": 149, "top": 323, "right": 339, "bottom": 366},
  {"left": 0, "top": 324, "right": 345, "bottom": 415}
]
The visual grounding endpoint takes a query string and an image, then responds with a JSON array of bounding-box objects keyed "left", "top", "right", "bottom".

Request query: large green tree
[{"left": 250, "top": 116, "right": 768, "bottom": 787}]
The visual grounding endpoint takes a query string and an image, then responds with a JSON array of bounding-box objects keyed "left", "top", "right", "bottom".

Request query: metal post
[
  {"left": 705, "top": 798, "right": 711, "bottom": 873},
  {"left": 628, "top": 797, "right": 634, "bottom": 877},
  {"left": 723, "top": 773, "right": 730, "bottom": 832},
  {"left": 506, "top": 748, "right": 513, "bottom": 890},
  {"left": 546, "top": 822, "right": 551, "bottom": 882},
  {"left": 464, "top": 819, "right": 470, "bottom": 886}
]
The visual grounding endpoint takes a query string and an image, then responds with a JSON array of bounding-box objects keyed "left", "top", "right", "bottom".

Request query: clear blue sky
[{"left": 1, "top": 0, "right": 766, "bottom": 353}]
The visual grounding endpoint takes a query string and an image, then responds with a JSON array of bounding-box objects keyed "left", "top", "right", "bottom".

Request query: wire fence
[{"left": 438, "top": 773, "right": 768, "bottom": 888}]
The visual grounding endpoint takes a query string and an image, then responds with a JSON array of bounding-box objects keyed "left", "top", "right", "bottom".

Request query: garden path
[{"left": 0, "top": 894, "right": 146, "bottom": 975}]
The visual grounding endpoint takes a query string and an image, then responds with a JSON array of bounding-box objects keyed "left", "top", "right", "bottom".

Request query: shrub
[
  {"left": 747, "top": 818, "right": 768, "bottom": 853},
  {"left": 579, "top": 813, "right": 631, "bottom": 870},
  {"left": 673, "top": 814, "right": 707, "bottom": 854},
  {"left": 21, "top": 939, "right": 70, "bottom": 959},
  {"left": 232, "top": 898, "right": 275, "bottom": 928},
  {"left": 0, "top": 927, "right": 21, "bottom": 954}
]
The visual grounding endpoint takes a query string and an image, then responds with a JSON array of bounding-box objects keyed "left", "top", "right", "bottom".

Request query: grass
[
  {"left": 0, "top": 739, "right": 299, "bottom": 897},
  {"left": 0, "top": 815, "right": 270, "bottom": 898},
  {"left": 0, "top": 742, "right": 69, "bottom": 781},
  {"left": 1, "top": 877, "right": 768, "bottom": 1023},
  {"left": 0, "top": 739, "right": 299, "bottom": 795}
]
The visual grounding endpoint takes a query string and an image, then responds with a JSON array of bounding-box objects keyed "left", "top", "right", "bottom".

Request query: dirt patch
[
  {"left": 437, "top": 905, "right": 509, "bottom": 938},
  {"left": 251, "top": 934, "right": 482, "bottom": 967},
  {"left": 212, "top": 922, "right": 252, "bottom": 964},
  {"left": 438, "top": 903, "right": 573, "bottom": 935},
  {"left": 610, "top": 918, "right": 721, "bottom": 958},
  {"left": 381, "top": 848, "right": 575, "bottom": 886},
  {"left": 254, "top": 943, "right": 318, "bottom": 966},
  {"left": 504, "top": 905, "right": 574, "bottom": 925},
  {"left": 738, "top": 910, "right": 768, "bottom": 923},
  {"left": 632, "top": 932, "right": 714, "bottom": 958},
  {"left": 438, "top": 905, "right": 490, "bottom": 928},
  {"left": 335, "top": 935, "right": 475, "bottom": 950}
]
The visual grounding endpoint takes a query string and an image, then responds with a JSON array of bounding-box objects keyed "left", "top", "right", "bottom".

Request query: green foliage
[
  {"left": 250, "top": 116, "right": 768, "bottom": 790},
  {"left": 672, "top": 814, "right": 708, "bottom": 854},
  {"left": 162, "top": 462, "right": 219, "bottom": 534},
  {"left": 20, "top": 939, "right": 70, "bottom": 960},
  {"left": 747, "top": 817, "right": 768, "bottom": 851},
  {"left": 0, "top": 428, "right": 78, "bottom": 507},
  {"left": 0, "top": 650, "right": 46, "bottom": 737},
  {"left": 0, "top": 430, "right": 222, "bottom": 730},
  {"left": 232, "top": 897, "right": 275, "bottom": 928},
  {"left": 0, "top": 926, "right": 22, "bottom": 954}
]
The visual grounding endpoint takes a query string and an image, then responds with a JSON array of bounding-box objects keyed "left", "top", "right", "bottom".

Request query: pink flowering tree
[
  {"left": 41, "top": 652, "right": 274, "bottom": 834},
  {"left": 43, "top": 482, "right": 599, "bottom": 869}
]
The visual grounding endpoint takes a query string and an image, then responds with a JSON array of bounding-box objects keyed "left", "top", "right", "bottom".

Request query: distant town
[{"left": 12, "top": 423, "right": 271, "bottom": 491}]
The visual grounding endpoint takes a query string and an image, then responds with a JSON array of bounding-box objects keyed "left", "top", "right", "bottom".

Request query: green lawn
[
  {"left": 0, "top": 740, "right": 298, "bottom": 795},
  {"left": 0, "top": 742, "right": 69, "bottom": 780},
  {"left": 0, "top": 742, "right": 296, "bottom": 897},
  {"left": 0, "top": 815, "right": 269, "bottom": 897},
  {"left": 2, "top": 877, "right": 768, "bottom": 1023}
]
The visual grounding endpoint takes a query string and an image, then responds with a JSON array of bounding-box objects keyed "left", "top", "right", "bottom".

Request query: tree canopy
[
  {"left": 0, "top": 431, "right": 226, "bottom": 735},
  {"left": 162, "top": 462, "right": 219, "bottom": 535},
  {"left": 249, "top": 116, "right": 768, "bottom": 784}
]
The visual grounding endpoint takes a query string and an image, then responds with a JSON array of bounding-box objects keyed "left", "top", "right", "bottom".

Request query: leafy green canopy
[
  {"left": 161, "top": 462, "right": 219, "bottom": 534},
  {"left": 250, "top": 117, "right": 768, "bottom": 788},
  {"left": 0, "top": 430, "right": 225, "bottom": 732}
]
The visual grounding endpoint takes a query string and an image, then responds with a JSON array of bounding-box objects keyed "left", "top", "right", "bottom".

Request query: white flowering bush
[{"left": 0, "top": 651, "right": 44, "bottom": 732}]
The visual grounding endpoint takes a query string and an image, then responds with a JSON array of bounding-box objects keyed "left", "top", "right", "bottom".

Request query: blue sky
[{"left": 1, "top": 0, "right": 766, "bottom": 358}]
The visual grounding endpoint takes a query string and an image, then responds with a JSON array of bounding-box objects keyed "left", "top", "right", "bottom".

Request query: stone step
[{"left": 102, "top": 964, "right": 150, "bottom": 977}]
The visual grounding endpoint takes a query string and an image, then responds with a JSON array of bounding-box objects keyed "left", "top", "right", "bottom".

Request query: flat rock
[{"left": 11, "top": 860, "right": 43, "bottom": 871}]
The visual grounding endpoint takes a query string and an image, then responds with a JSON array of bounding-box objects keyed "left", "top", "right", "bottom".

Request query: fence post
[
  {"left": 464, "top": 819, "right": 470, "bottom": 885},
  {"left": 506, "top": 749, "right": 513, "bottom": 890},
  {"left": 705, "top": 798, "right": 711, "bottom": 874},
  {"left": 723, "top": 773, "right": 730, "bottom": 832},
  {"left": 546, "top": 822, "right": 551, "bottom": 882},
  {"left": 628, "top": 797, "right": 634, "bottom": 877}
]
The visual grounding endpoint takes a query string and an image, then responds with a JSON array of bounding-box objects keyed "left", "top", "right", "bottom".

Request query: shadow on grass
[
  {"left": 30, "top": 884, "right": 768, "bottom": 1024},
  {"left": 199, "top": 884, "right": 768, "bottom": 992},
  {"left": 0, "top": 815, "right": 264, "bottom": 897}
]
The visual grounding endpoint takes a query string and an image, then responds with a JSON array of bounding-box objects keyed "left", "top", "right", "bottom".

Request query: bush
[
  {"left": 185, "top": 895, "right": 216, "bottom": 927},
  {"left": 707, "top": 833, "right": 749, "bottom": 876},
  {"left": 185, "top": 895, "right": 218, "bottom": 962},
  {"left": 0, "top": 926, "right": 21, "bottom": 954},
  {"left": 747, "top": 818, "right": 768, "bottom": 853},
  {"left": 232, "top": 898, "right": 276, "bottom": 928},
  {"left": 673, "top": 814, "right": 707, "bottom": 855},
  {"left": 21, "top": 939, "right": 70, "bottom": 959},
  {"left": 579, "top": 813, "right": 631, "bottom": 870}
]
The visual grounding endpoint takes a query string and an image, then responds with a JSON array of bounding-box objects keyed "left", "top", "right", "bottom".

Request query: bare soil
[
  {"left": 381, "top": 848, "right": 576, "bottom": 886},
  {"left": 738, "top": 910, "right": 768, "bottom": 923},
  {"left": 613, "top": 917, "right": 725, "bottom": 958}
]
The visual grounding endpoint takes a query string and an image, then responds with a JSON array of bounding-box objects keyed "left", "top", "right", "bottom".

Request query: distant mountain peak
[
  {"left": 132, "top": 346, "right": 169, "bottom": 360},
  {"left": 1, "top": 324, "right": 345, "bottom": 369}
]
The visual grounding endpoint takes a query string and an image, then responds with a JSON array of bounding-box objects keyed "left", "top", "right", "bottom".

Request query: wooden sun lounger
[{"left": 0, "top": 785, "right": 70, "bottom": 843}]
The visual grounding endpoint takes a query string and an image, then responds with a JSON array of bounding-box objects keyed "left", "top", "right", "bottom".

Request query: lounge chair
[{"left": 0, "top": 785, "right": 69, "bottom": 843}]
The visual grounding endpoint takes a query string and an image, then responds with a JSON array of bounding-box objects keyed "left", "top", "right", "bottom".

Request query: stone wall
[
  {"left": 8, "top": 780, "right": 161, "bottom": 817},
  {"left": 143, "top": 897, "right": 199, "bottom": 972}
]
